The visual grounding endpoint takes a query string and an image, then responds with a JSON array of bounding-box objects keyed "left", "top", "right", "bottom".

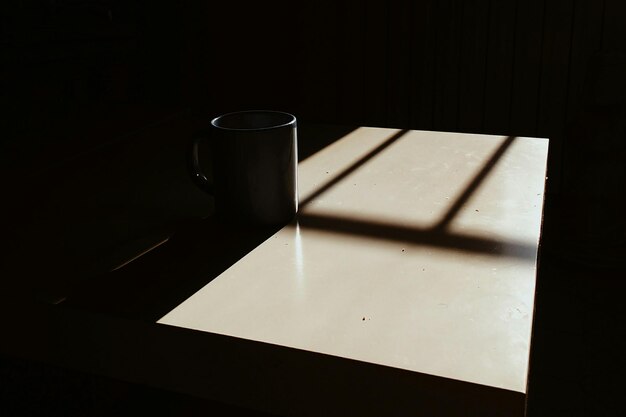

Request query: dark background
[
  {"left": 3, "top": 0, "right": 626, "bottom": 190},
  {"left": 1, "top": 0, "right": 625, "bottom": 416}
]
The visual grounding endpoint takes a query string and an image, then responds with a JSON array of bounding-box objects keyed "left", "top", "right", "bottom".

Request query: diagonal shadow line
[
  {"left": 433, "top": 135, "right": 518, "bottom": 231},
  {"left": 295, "top": 131, "right": 532, "bottom": 260},
  {"left": 299, "top": 129, "right": 409, "bottom": 207},
  {"left": 296, "top": 212, "right": 537, "bottom": 261}
]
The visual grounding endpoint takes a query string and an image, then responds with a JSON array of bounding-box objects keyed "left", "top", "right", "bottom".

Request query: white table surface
[{"left": 159, "top": 127, "right": 548, "bottom": 397}]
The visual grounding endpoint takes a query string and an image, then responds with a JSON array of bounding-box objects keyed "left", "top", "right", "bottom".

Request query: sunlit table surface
[{"left": 159, "top": 127, "right": 549, "bottom": 416}]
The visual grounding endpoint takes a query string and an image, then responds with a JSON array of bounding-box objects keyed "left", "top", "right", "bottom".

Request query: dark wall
[
  {"left": 186, "top": 0, "right": 626, "bottom": 193},
  {"left": 2, "top": 0, "right": 184, "bottom": 176},
  {"left": 3, "top": 0, "right": 626, "bottom": 191}
]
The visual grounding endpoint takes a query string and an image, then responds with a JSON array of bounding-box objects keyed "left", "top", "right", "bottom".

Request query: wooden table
[{"left": 158, "top": 127, "right": 549, "bottom": 416}]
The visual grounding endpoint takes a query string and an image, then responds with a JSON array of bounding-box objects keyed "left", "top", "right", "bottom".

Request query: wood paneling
[
  {"left": 483, "top": 0, "right": 517, "bottom": 135},
  {"left": 509, "top": 0, "right": 545, "bottom": 137},
  {"left": 566, "top": 0, "right": 605, "bottom": 126},
  {"left": 336, "top": 1, "right": 366, "bottom": 124},
  {"left": 295, "top": 1, "right": 340, "bottom": 122},
  {"left": 387, "top": 0, "right": 413, "bottom": 128},
  {"left": 362, "top": 1, "right": 388, "bottom": 127},
  {"left": 457, "top": 0, "right": 490, "bottom": 134},
  {"left": 602, "top": 0, "right": 626, "bottom": 53},
  {"left": 432, "top": 0, "right": 463, "bottom": 132},
  {"left": 537, "top": 0, "right": 574, "bottom": 190},
  {"left": 409, "top": 0, "right": 436, "bottom": 130}
]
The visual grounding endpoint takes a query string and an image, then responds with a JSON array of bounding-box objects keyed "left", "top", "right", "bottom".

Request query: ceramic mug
[{"left": 190, "top": 110, "right": 298, "bottom": 226}]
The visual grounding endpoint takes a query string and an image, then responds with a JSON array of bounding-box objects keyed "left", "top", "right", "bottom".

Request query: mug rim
[{"left": 211, "top": 110, "right": 296, "bottom": 131}]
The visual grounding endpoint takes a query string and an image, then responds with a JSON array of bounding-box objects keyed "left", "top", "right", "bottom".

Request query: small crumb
[
  {"left": 326, "top": 171, "right": 329, "bottom": 174},
  {"left": 401, "top": 248, "right": 405, "bottom": 252},
  {"left": 362, "top": 317, "right": 365, "bottom": 321},
  {"left": 422, "top": 268, "right": 425, "bottom": 271},
  {"left": 475, "top": 209, "right": 479, "bottom": 212}
]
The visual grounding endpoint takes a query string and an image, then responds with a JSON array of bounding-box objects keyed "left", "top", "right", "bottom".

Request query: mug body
[{"left": 210, "top": 110, "right": 298, "bottom": 226}]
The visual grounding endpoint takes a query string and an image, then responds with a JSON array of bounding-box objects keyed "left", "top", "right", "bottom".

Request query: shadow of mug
[{"left": 190, "top": 110, "right": 298, "bottom": 227}]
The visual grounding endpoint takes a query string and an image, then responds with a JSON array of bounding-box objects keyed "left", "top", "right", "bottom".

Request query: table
[{"left": 158, "top": 127, "right": 549, "bottom": 415}]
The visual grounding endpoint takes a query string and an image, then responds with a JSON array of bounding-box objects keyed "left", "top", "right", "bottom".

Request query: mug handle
[{"left": 188, "top": 129, "right": 214, "bottom": 195}]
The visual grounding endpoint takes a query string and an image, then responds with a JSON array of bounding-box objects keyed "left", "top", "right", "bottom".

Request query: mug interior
[{"left": 212, "top": 111, "right": 295, "bottom": 130}]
